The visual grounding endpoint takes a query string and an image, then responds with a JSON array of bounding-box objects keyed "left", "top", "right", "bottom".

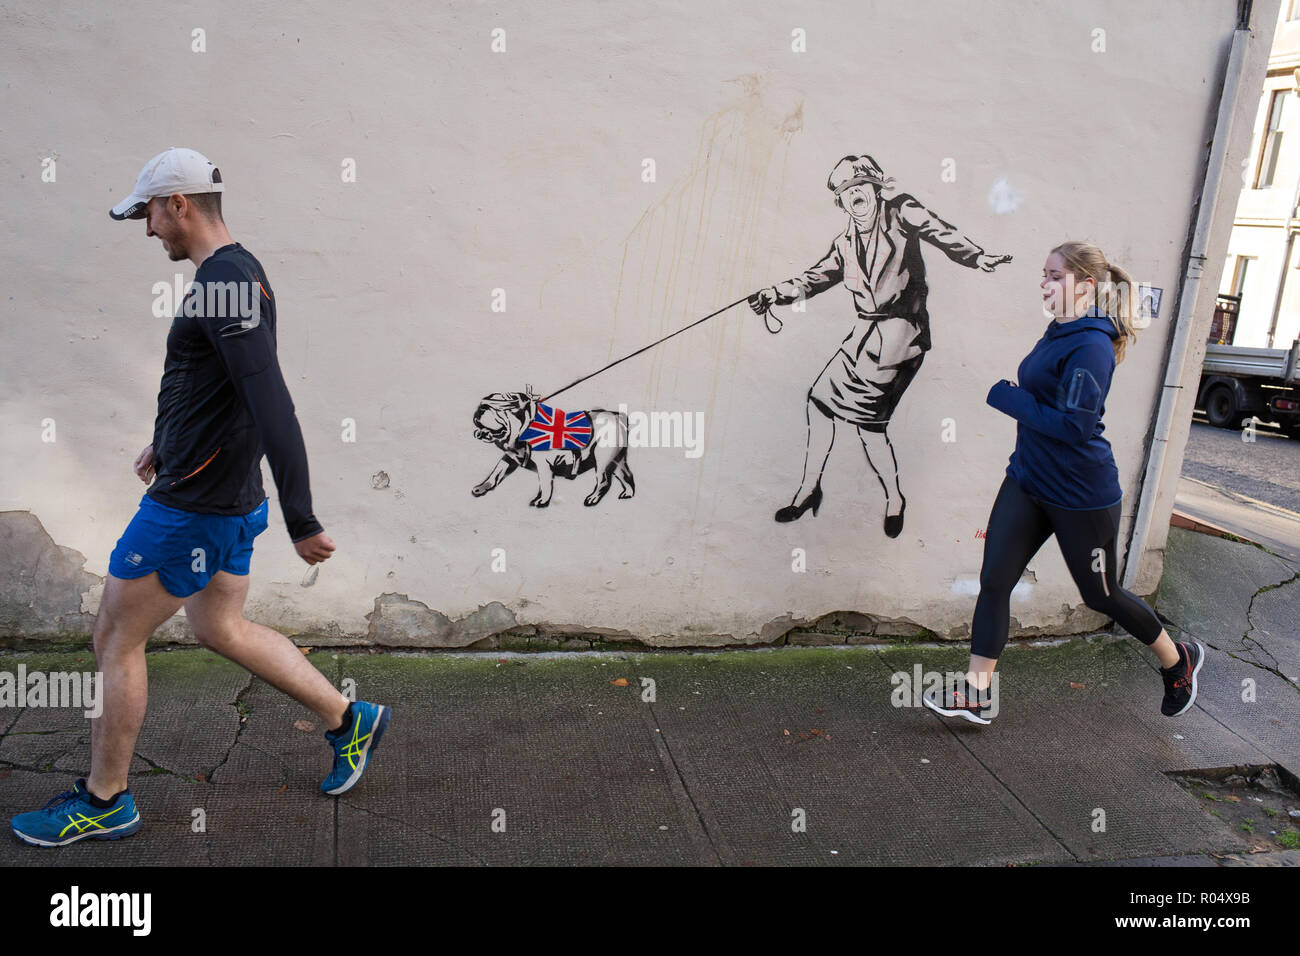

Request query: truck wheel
[{"left": 1205, "top": 385, "right": 1245, "bottom": 429}]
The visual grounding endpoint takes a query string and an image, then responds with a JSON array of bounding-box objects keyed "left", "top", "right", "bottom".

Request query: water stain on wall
[{"left": 611, "top": 74, "right": 803, "bottom": 461}]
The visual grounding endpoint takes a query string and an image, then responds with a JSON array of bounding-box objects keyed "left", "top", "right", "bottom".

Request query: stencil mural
[
  {"left": 470, "top": 151, "right": 1009, "bottom": 522},
  {"left": 747, "top": 154, "right": 1012, "bottom": 534}
]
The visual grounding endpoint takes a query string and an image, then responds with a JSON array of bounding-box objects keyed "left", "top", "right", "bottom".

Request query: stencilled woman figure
[{"left": 749, "top": 154, "right": 1011, "bottom": 535}]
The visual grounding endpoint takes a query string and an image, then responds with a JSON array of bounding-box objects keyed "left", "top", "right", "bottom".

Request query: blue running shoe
[
  {"left": 11, "top": 779, "right": 141, "bottom": 847},
  {"left": 321, "top": 701, "right": 391, "bottom": 796}
]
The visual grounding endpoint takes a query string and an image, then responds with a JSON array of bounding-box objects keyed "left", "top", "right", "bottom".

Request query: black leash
[{"left": 540, "top": 294, "right": 783, "bottom": 403}]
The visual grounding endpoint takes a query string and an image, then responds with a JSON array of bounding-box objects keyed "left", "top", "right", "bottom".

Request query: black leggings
[{"left": 971, "top": 477, "right": 1163, "bottom": 660}]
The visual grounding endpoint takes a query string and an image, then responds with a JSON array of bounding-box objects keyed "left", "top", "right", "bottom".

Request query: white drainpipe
[{"left": 1123, "top": 25, "right": 1254, "bottom": 591}]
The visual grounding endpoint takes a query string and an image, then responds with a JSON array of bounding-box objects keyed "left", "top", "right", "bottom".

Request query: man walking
[{"left": 11, "top": 147, "right": 389, "bottom": 847}]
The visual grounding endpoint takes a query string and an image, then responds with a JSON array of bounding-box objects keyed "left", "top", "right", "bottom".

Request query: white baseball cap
[{"left": 109, "top": 147, "right": 224, "bottom": 220}]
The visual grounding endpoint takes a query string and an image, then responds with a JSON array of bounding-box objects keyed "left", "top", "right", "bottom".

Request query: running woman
[
  {"left": 923, "top": 241, "right": 1203, "bottom": 725},
  {"left": 11, "top": 148, "right": 390, "bottom": 847}
]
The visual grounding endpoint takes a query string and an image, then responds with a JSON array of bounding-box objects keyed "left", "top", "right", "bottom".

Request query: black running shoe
[
  {"left": 1161, "top": 640, "right": 1204, "bottom": 717},
  {"left": 923, "top": 679, "right": 994, "bottom": 725}
]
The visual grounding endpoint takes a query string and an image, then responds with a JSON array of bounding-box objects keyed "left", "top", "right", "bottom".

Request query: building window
[
  {"left": 1230, "top": 255, "right": 1254, "bottom": 299},
  {"left": 1254, "top": 90, "right": 1288, "bottom": 188}
]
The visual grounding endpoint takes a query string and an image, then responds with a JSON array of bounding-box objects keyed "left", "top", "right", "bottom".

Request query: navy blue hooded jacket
[{"left": 986, "top": 308, "right": 1122, "bottom": 510}]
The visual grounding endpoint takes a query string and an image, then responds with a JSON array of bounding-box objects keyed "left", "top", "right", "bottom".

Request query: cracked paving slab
[
  {"left": 128, "top": 651, "right": 250, "bottom": 777},
  {"left": 0, "top": 650, "right": 144, "bottom": 775},
  {"left": 199, "top": 743, "right": 333, "bottom": 866},
  {"left": 634, "top": 647, "right": 1074, "bottom": 866},
  {"left": 1175, "top": 639, "right": 1300, "bottom": 781},
  {"left": 336, "top": 801, "right": 488, "bottom": 866},
  {"left": 332, "top": 653, "right": 710, "bottom": 866},
  {"left": 0, "top": 650, "right": 250, "bottom": 780},
  {"left": 1154, "top": 525, "right": 1300, "bottom": 778},
  {"left": 210, "top": 672, "right": 331, "bottom": 791},
  {"left": 2, "top": 732, "right": 146, "bottom": 777},
  {"left": 1156, "top": 527, "right": 1298, "bottom": 668},
  {"left": 1244, "top": 578, "right": 1300, "bottom": 685},
  {"left": 935, "top": 639, "right": 1263, "bottom": 862}
]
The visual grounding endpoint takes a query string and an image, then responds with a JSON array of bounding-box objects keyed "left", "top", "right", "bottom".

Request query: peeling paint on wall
[
  {"left": 365, "top": 593, "right": 518, "bottom": 648},
  {"left": 0, "top": 511, "right": 99, "bottom": 638}
]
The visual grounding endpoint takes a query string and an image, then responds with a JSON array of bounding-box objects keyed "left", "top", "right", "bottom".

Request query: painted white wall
[{"left": 0, "top": 1, "right": 1273, "bottom": 643}]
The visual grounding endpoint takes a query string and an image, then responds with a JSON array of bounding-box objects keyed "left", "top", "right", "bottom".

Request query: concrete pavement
[{"left": 0, "top": 525, "right": 1297, "bottom": 866}]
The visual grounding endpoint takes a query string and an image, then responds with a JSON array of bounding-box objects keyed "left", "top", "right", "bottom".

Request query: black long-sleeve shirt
[{"left": 147, "top": 242, "right": 323, "bottom": 542}]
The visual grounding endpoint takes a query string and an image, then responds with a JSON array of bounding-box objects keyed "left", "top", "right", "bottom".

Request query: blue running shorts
[{"left": 108, "top": 494, "right": 269, "bottom": 597}]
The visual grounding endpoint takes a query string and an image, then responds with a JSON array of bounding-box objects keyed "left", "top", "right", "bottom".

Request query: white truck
[{"left": 1197, "top": 338, "right": 1300, "bottom": 436}]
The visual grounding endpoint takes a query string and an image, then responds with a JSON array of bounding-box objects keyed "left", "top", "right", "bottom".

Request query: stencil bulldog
[{"left": 471, "top": 391, "right": 635, "bottom": 507}]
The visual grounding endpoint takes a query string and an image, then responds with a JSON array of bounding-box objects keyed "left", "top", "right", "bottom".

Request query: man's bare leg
[
  {"left": 86, "top": 573, "right": 186, "bottom": 801},
  {"left": 184, "top": 571, "right": 347, "bottom": 728}
]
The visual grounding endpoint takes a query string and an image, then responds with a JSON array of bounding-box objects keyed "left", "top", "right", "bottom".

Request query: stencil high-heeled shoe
[
  {"left": 883, "top": 494, "right": 906, "bottom": 538},
  {"left": 775, "top": 483, "right": 823, "bottom": 522}
]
